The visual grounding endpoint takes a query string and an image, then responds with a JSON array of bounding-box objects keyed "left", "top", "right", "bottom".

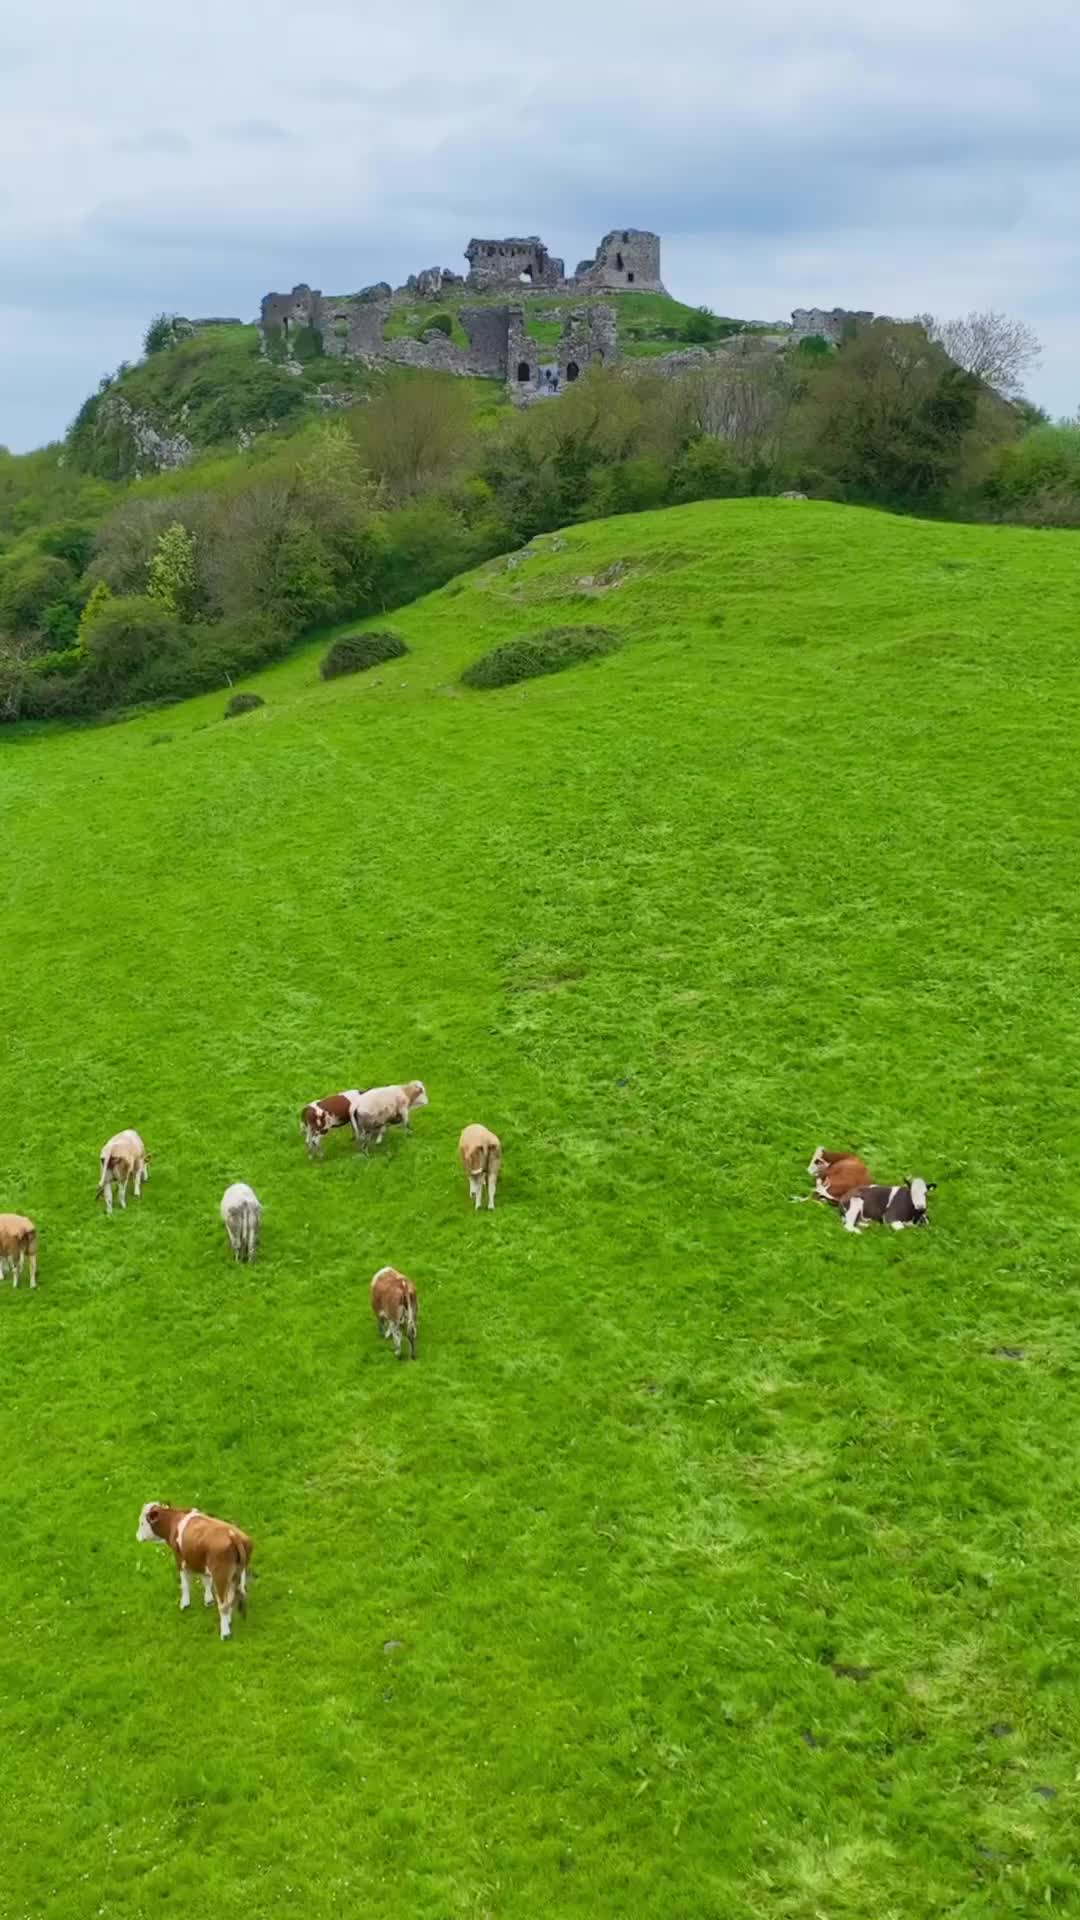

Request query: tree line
[{"left": 0, "top": 310, "right": 1070, "bottom": 724}]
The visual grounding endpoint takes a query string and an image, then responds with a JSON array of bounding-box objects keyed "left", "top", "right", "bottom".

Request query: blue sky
[{"left": 2, "top": 0, "right": 1078, "bottom": 450}]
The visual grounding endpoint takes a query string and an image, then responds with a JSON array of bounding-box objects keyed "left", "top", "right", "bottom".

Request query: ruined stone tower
[{"left": 574, "top": 229, "right": 664, "bottom": 294}]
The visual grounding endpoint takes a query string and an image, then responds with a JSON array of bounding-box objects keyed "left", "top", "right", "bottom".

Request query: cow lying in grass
[
  {"left": 97, "top": 1129, "right": 150, "bottom": 1214},
  {"left": 136, "top": 1501, "right": 254, "bottom": 1640},
  {"left": 793, "top": 1147, "right": 873, "bottom": 1206},
  {"left": 842, "top": 1179, "right": 936, "bottom": 1233},
  {"left": 371, "top": 1267, "right": 418, "bottom": 1359},
  {"left": 0, "top": 1213, "right": 38, "bottom": 1288}
]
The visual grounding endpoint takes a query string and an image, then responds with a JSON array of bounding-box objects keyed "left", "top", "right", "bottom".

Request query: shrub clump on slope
[
  {"left": 320, "top": 630, "right": 408, "bottom": 680},
  {"left": 461, "top": 625, "right": 620, "bottom": 689}
]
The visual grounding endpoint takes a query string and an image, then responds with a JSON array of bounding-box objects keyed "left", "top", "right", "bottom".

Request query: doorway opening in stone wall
[
  {"left": 516, "top": 361, "right": 531, "bottom": 382},
  {"left": 565, "top": 361, "right": 580, "bottom": 381}
]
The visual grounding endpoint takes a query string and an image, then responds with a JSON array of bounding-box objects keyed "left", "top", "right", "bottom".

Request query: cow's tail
[
  {"left": 405, "top": 1288, "right": 418, "bottom": 1358},
  {"left": 228, "top": 1537, "right": 249, "bottom": 1615},
  {"left": 243, "top": 1202, "right": 259, "bottom": 1261}
]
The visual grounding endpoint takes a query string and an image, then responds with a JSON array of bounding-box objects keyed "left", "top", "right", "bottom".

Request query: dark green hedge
[
  {"left": 320, "top": 629, "right": 408, "bottom": 680},
  {"left": 461, "top": 625, "right": 620, "bottom": 690}
]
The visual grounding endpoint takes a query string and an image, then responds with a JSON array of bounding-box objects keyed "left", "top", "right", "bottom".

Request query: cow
[
  {"left": 0, "top": 1213, "right": 38, "bottom": 1288},
  {"left": 370, "top": 1266, "right": 418, "bottom": 1359},
  {"left": 459, "top": 1124, "right": 502, "bottom": 1211},
  {"left": 349, "top": 1082, "right": 429, "bottom": 1151},
  {"left": 842, "top": 1178, "right": 936, "bottom": 1233},
  {"left": 97, "top": 1129, "right": 150, "bottom": 1214},
  {"left": 220, "top": 1183, "right": 261, "bottom": 1262},
  {"left": 792, "top": 1147, "right": 873, "bottom": 1206},
  {"left": 300, "top": 1092, "right": 362, "bottom": 1158},
  {"left": 136, "top": 1501, "right": 254, "bottom": 1640}
]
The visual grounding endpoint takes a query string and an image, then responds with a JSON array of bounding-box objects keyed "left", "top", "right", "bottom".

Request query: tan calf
[
  {"left": 349, "top": 1082, "right": 428, "bottom": 1150},
  {"left": 370, "top": 1266, "right": 418, "bottom": 1359},
  {"left": 97, "top": 1129, "right": 150, "bottom": 1214},
  {"left": 0, "top": 1213, "right": 38, "bottom": 1289},
  {"left": 459, "top": 1124, "right": 501, "bottom": 1211},
  {"left": 136, "top": 1501, "right": 254, "bottom": 1640}
]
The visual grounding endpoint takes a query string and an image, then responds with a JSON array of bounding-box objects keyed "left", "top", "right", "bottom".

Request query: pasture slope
[{"left": 2, "top": 499, "right": 1080, "bottom": 1920}]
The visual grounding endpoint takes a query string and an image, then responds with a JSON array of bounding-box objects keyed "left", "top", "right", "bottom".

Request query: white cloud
[{"left": 2, "top": 0, "right": 1079, "bottom": 446}]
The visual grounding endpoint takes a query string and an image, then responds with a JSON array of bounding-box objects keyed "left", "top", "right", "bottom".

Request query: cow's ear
[{"left": 927, "top": 1182, "right": 937, "bottom": 1193}]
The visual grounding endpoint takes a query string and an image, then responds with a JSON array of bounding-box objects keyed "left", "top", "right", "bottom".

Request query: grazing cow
[
  {"left": 349, "top": 1082, "right": 429, "bottom": 1150},
  {"left": 136, "top": 1501, "right": 254, "bottom": 1640},
  {"left": 97, "top": 1129, "right": 150, "bottom": 1214},
  {"left": 0, "top": 1213, "right": 38, "bottom": 1289},
  {"left": 371, "top": 1266, "right": 418, "bottom": 1359},
  {"left": 459, "top": 1124, "right": 502, "bottom": 1211},
  {"left": 842, "top": 1178, "right": 936, "bottom": 1233},
  {"left": 792, "top": 1146, "right": 873, "bottom": 1206},
  {"left": 300, "top": 1091, "right": 362, "bottom": 1158},
  {"left": 220, "top": 1182, "right": 261, "bottom": 1262}
]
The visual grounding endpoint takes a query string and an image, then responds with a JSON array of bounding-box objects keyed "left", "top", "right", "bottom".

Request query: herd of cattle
[{"left": 2, "top": 1119, "right": 929, "bottom": 1641}]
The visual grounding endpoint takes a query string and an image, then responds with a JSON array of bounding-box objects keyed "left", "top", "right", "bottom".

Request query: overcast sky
[{"left": 3, "top": 0, "right": 1078, "bottom": 451}]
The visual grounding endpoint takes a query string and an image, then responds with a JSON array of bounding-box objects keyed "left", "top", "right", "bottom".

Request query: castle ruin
[{"left": 259, "top": 225, "right": 664, "bottom": 400}]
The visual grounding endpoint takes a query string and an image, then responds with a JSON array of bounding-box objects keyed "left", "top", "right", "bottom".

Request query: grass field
[{"left": 3, "top": 500, "right": 1080, "bottom": 1919}]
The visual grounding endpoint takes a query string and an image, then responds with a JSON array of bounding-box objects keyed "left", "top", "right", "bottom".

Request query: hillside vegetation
[
  {"left": 3, "top": 308, "right": 1049, "bottom": 727},
  {"left": 2, "top": 500, "right": 1080, "bottom": 1919}
]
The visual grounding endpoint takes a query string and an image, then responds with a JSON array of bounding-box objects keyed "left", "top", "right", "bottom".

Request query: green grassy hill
[{"left": 3, "top": 500, "right": 1080, "bottom": 1919}]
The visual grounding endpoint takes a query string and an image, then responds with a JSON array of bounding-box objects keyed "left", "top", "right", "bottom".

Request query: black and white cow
[{"left": 842, "top": 1178, "right": 936, "bottom": 1233}]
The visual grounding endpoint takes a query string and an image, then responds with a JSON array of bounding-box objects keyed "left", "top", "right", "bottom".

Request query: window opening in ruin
[
  {"left": 519, "top": 268, "right": 533, "bottom": 283},
  {"left": 516, "top": 361, "right": 531, "bottom": 382},
  {"left": 615, "top": 251, "right": 624, "bottom": 271},
  {"left": 566, "top": 360, "right": 580, "bottom": 382},
  {"left": 627, "top": 272, "right": 635, "bottom": 283},
  {"left": 281, "top": 318, "right": 290, "bottom": 335}
]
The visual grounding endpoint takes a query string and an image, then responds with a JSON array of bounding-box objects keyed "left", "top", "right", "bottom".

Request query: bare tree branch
[{"left": 919, "top": 310, "right": 1041, "bottom": 400}]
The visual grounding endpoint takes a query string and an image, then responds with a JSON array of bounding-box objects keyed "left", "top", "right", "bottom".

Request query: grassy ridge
[{"left": 2, "top": 501, "right": 1080, "bottom": 1918}]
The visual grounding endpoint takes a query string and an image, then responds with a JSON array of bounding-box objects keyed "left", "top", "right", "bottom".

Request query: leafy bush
[
  {"left": 320, "top": 630, "right": 408, "bottom": 680},
  {"left": 683, "top": 309, "right": 717, "bottom": 344},
  {"left": 462, "top": 625, "right": 620, "bottom": 690},
  {"left": 80, "top": 595, "right": 183, "bottom": 685},
  {"left": 144, "top": 314, "right": 193, "bottom": 355},
  {"left": 424, "top": 313, "right": 453, "bottom": 338},
  {"left": 0, "top": 552, "right": 75, "bottom": 636},
  {"left": 225, "top": 692, "right": 265, "bottom": 717}
]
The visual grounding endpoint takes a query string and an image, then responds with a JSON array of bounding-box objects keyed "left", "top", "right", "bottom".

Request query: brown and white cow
[
  {"left": 371, "top": 1266, "right": 418, "bottom": 1359},
  {"left": 842, "top": 1178, "right": 936, "bottom": 1233},
  {"left": 792, "top": 1146, "right": 873, "bottom": 1206},
  {"left": 97, "top": 1129, "right": 150, "bottom": 1214},
  {"left": 0, "top": 1213, "right": 38, "bottom": 1288},
  {"left": 136, "top": 1501, "right": 254, "bottom": 1640},
  {"left": 349, "top": 1082, "right": 429, "bottom": 1150},
  {"left": 300, "top": 1091, "right": 362, "bottom": 1157},
  {"left": 459, "top": 1124, "right": 501, "bottom": 1212}
]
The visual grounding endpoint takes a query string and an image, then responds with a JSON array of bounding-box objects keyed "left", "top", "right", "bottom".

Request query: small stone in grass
[
  {"left": 383, "top": 1639, "right": 404, "bottom": 1655},
  {"left": 1034, "top": 1784, "right": 1058, "bottom": 1800},
  {"left": 832, "top": 1662, "right": 875, "bottom": 1682},
  {"left": 989, "top": 1722, "right": 1014, "bottom": 1738},
  {"left": 800, "top": 1729, "right": 825, "bottom": 1749},
  {"left": 993, "top": 1347, "right": 1026, "bottom": 1361}
]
